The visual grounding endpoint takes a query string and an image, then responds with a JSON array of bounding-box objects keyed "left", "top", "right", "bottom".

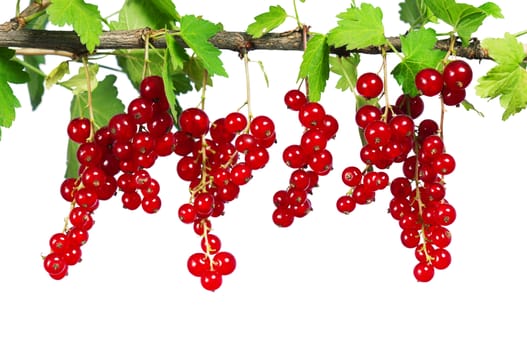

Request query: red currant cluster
[
  {"left": 337, "top": 60, "right": 470, "bottom": 281},
  {"left": 272, "top": 89, "right": 339, "bottom": 227},
  {"left": 43, "top": 76, "right": 175, "bottom": 280},
  {"left": 176, "top": 108, "right": 275, "bottom": 291},
  {"left": 416, "top": 60, "right": 473, "bottom": 105}
]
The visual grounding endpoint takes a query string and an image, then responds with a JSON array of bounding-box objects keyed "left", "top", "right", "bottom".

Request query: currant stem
[
  {"left": 381, "top": 47, "right": 390, "bottom": 122},
  {"left": 243, "top": 50, "right": 253, "bottom": 123},
  {"left": 82, "top": 56, "right": 96, "bottom": 141},
  {"left": 200, "top": 70, "right": 208, "bottom": 111},
  {"left": 141, "top": 31, "right": 151, "bottom": 80}
]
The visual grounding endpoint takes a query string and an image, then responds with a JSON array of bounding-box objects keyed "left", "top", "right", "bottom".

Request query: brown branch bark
[{"left": 0, "top": 28, "right": 491, "bottom": 60}]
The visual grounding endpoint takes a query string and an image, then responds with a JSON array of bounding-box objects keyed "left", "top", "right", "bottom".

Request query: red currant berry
[
  {"left": 356, "top": 72, "right": 383, "bottom": 99},
  {"left": 415, "top": 68, "right": 444, "bottom": 96},
  {"left": 284, "top": 89, "right": 307, "bottom": 111},
  {"left": 443, "top": 60, "right": 472, "bottom": 90}
]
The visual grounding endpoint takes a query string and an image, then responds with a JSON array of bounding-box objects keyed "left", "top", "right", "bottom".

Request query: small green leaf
[
  {"left": 61, "top": 64, "right": 99, "bottom": 95},
  {"left": 391, "top": 28, "right": 444, "bottom": 96},
  {"left": 399, "top": 0, "right": 437, "bottom": 29},
  {"left": 179, "top": 15, "right": 227, "bottom": 77},
  {"left": 110, "top": 0, "right": 179, "bottom": 30},
  {"left": 329, "top": 54, "right": 360, "bottom": 91},
  {"left": 246, "top": 5, "right": 287, "bottom": 38},
  {"left": 67, "top": 74, "right": 125, "bottom": 177},
  {"left": 45, "top": 61, "right": 70, "bottom": 89},
  {"left": 46, "top": 0, "right": 103, "bottom": 52},
  {"left": 327, "top": 3, "right": 386, "bottom": 51},
  {"left": 0, "top": 48, "right": 29, "bottom": 135},
  {"left": 298, "top": 34, "right": 329, "bottom": 102},
  {"left": 475, "top": 33, "right": 527, "bottom": 120}
]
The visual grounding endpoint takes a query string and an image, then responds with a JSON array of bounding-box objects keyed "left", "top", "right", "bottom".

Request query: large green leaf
[
  {"left": 475, "top": 33, "right": 527, "bottom": 120},
  {"left": 298, "top": 34, "right": 329, "bottom": 102},
  {"left": 0, "top": 48, "right": 30, "bottom": 139},
  {"left": 391, "top": 28, "right": 444, "bottom": 96},
  {"left": 179, "top": 15, "right": 227, "bottom": 78},
  {"left": 423, "top": 0, "right": 502, "bottom": 45},
  {"left": 46, "top": 0, "right": 103, "bottom": 52},
  {"left": 327, "top": 3, "right": 386, "bottom": 51},
  {"left": 246, "top": 5, "right": 287, "bottom": 38}
]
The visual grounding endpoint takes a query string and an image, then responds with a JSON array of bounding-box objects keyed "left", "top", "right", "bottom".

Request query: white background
[{"left": 1, "top": 1, "right": 526, "bottom": 349}]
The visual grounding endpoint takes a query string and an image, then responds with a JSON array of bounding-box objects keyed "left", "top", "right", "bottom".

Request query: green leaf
[
  {"left": 399, "top": 0, "right": 437, "bottom": 29},
  {"left": 423, "top": 0, "right": 502, "bottom": 45},
  {"left": 25, "top": 55, "right": 46, "bottom": 110},
  {"left": 45, "top": 61, "right": 70, "bottom": 89},
  {"left": 475, "top": 33, "right": 527, "bottom": 120},
  {"left": 391, "top": 28, "right": 444, "bottom": 96},
  {"left": 46, "top": 0, "right": 103, "bottom": 52},
  {"left": 116, "top": 49, "right": 165, "bottom": 90},
  {"left": 61, "top": 64, "right": 99, "bottom": 95},
  {"left": 0, "top": 48, "right": 29, "bottom": 136},
  {"left": 246, "top": 5, "right": 287, "bottom": 38},
  {"left": 67, "top": 74, "right": 125, "bottom": 177},
  {"left": 327, "top": 3, "right": 386, "bottom": 51},
  {"left": 329, "top": 54, "right": 360, "bottom": 92},
  {"left": 179, "top": 15, "right": 227, "bottom": 77},
  {"left": 298, "top": 34, "right": 329, "bottom": 102},
  {"left": 110, "top": 0, "right": 179, "bottom": 30}
]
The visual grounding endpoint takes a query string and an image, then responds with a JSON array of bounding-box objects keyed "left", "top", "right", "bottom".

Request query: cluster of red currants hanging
[{"left": 333, "top": 59, "right": 472, "bottom": 282}]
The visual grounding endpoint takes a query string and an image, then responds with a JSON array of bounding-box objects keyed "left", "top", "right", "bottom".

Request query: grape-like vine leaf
[
  {"left": 329, "top": 54, "right": 360, "bottom": 92},
  {"left": 391, "top": 28, "right": 444, "bottom": 96},
  {"left": 67, "top": 75, "right": 125, "bottom": 177},
  {"left": 46, "top": 0, "right": 103, "bottom": 53},
  {"left": 61, "top": 64, "right": 99, "bottom": 95},
  {"left": 327, "top": 3, "right": 386, "bottom": 51},
  {"left": 399, "top": 0, "right": 437, "bottom": 29},
  {"left": 246, "top": 5, "right": 287, "bottom": 38},
  {"left": 475, "top": 33, "right": 527, "bottom": 120},
  {"left": 298, "top": 34, "right": 329, "bottom": 102},
  {"left": 0, "top": 48, "right": 29, "bottom": 139},
  {"left": 110, "top": 0, "right": 179, "bottom": 30},
  {"left": 179, "top": 15, "right": 227, "bottom": 78},
  {"left": 423, "top": 0, "right": 502, "bottom": 46}
]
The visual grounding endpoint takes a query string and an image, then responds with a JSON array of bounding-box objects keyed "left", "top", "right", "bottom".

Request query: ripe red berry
[
  {"left": 67, "top": 117, "right": 91, "bottom": 143},
  {"left": 443, "top": 60, "right": 472, "bottom": 90},
  {"left": 284, "top": 89, "right": 307, "bottom": 110},
  {"left": 415, "top": 68, "right": 444, "bottom": 97},
  {"left": 356, "top": 72, "right": 383, "bottom": 99}
]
